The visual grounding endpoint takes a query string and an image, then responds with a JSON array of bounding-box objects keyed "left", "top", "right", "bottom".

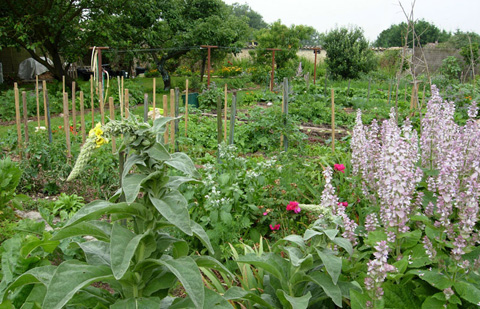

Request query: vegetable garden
[{"left": 1, "top": 55, "right": 480, "bottom": 309}]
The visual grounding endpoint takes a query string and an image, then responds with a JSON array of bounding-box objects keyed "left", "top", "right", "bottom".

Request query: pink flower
[
  {"left": 334, "top": 164, "right": 345, "bottom": 173},
  {"left": 286, "top": 201, "right": 301, "bottom": 213},
  {"left": 337, "top": 201, "right": 348, "bottom": 207},
  {"left": 269, "top": 224, "right": 280, "bottom": 231},
  {"left": 263, "top": 212, "right": 268, "bottom": 216}
]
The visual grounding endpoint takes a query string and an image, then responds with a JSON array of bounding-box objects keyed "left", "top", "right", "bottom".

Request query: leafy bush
[
  {"left": 198, "top": 82, "right": 223, "bottom": 109},
  {"left": 323, "top": 26, "right": 376, "bottom": 80},
  {"left": 439, "top": 56, "right": 462, "bottom": 81}
]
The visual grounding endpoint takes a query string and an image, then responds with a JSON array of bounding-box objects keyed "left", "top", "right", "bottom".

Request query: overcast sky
[{"left": 223, "top": 0, "right": 480, "bottom": 42}]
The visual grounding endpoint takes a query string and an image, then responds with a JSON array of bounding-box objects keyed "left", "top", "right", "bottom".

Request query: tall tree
[
  {"left": 375, "top": 20, "right": 450, "bottom": 48},
  {"left": 230, "top": 3, "right": 267, "bottom": 31},
  {"left": 0, "top": 0, "right": 120, "bottom": 84},
  {"left": 107, "top": 0, "right": 248, "bottom": 90}
]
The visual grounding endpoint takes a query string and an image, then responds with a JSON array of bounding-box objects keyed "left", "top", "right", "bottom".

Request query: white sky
[{"left": 223, "top": 0, "right": 480, "bottom": 42}]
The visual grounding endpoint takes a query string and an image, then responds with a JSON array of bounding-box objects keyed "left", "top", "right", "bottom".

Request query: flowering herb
[
  {"left": 286, "top": 201, "right": 301, "bottom": 213},
  {"left": 334, "top": 164, "right": 345, "bottom": 173}
]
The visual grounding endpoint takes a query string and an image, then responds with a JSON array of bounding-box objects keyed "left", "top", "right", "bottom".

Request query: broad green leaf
[
  {"left": 68, "top": 286, "right": 114, "bottom": 308},
  {"left": 236, "top": 253, "right": 286, "bottom": 281},
  {"left": 65, "top": 200, "right": 147, "bottom": 227},
  {"left": 303, "top": 229, "right": 323, "bottom": 241},
  {"left": 42, "top": 261, "right": 113, "bottom": 309},
  {"left": 77, "top": 241, "right": 111, "bottom": 266},
  {"left": 110, "top": 224, "right": 148, "bottom": 280},
  {"left": 123, "top": 174, "right": 148, "bottom": 204},
  {"left": 19, "top": 284, "right": 47, "bottom": 309},
  {"left": 150, "top": 191, "right": 192, "bottom": 236},
  {"left": 350, "top": 289, "right": 368, "bottom": 309},
  {"left": 153, "top": 116, "right": 175, "bottom": 133},
  {"left": 142, "top": 272, "right": 177, "bottom": 296},
  {"left": 421, "top": 296, "right": 447, "bottom": 309},
  {"left": 316, "top": 249, "right": 342, "bottom": 285},
  {"left": 165, "top": 176, "right": 200, "bottom": 190},
  {"left": 191, "top": 256, "right": 234, "bottom": 278},
  {"left": 148, "top": 256, "right": 204, "bottom": 308},
  {"left": 191, "top": 221, "right": 214, "bottom": 254},
  {"left": 0, "top": 266, "right": 56, "bottom": 302},
  {"left": 145, "top": 143, "right": 171, "bottom": 161},
  {"left": 323, "top": 229, "right": 339, "bottom": 241},
  {"left": 277, "top": 290, "right": 311, "bottom": 309},
  {"left": 122, "top": 154, "right": 146, "bottom": 179},
  {"left": 169, "top": 288, "right": 230, "bottom": 309},
  {"left": 223, "top": 286, "right": 274, "bottom": 308},
  {"left": 110, "top": 297, "right": 162, "bottom": 309},
  {"left": 383, "top": 281, "right": 420, "bottom": 309},
  {"left": 165, "top": 153, "right": 200, "bottom": 178},
  {"left": 155, "top": 233, "right": 188, "bottom": 256},
  {"left": 454, "top": 280, "right": 480, "bottom": 306},
  {"left": 309, "top": 272, "right": 343, "bottom": 307},
  {"left": 282, "top": 235, "right": 306, "bottom": 250},
  {"left": 398, "top": 230, "right": 422, "bottom": 249},
  {"left": 284, "top": 247, "right": 310, "bottom": 267},
  {"left": 407, "top": 269, "right": 453, "bottom": 289},
  {"left": 333, "top": 237, "right": 353, "bottom": 255},
  {"left": 19, "top": 235, "right": 59, "bottom": 257},
  {"left": 51, "top": 221, "right": 112, "bottom": 241},
  {"left": 365, "top": 230, "right": 388, "bottom": 247}
]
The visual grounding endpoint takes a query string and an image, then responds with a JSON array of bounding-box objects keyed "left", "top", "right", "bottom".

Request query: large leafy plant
[{"left": 0, "top": 117, "right": 233, "bottom": 308}]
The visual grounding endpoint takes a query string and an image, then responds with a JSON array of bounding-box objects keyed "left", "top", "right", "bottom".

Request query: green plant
[
  {"left": 439, "top": 56, "right": 462, "bottom": 81},
  {"left": 231, "top": 213, "right": 360, "bottom": 308},
  {"left": 0, "top": 157, "right": 23, "bottom": 210},
  {"left": 0, "top": 116, "right": 235, "bottom": 308},
  {"left": 198, "top": 82, "right": 223, "bottom": 109},
  {"left": 51, "top": 193, "right": 85, "bottom": 216}
]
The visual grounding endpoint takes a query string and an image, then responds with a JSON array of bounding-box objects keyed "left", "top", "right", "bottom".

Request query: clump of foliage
[
  {"left": 439, "top": 56, "right": 462, "bottom": 81},
  {"left": 323, "top": 26, "right": 376, "bottom": 80}
]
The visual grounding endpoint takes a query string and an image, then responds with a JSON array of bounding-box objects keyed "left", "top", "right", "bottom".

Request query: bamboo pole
[
  {"left": 109, "top": 97, "right": 116, "bottom": 153},
  {"left": 163, "top": 95, "right": 168, "bottom": 144},
  {"left": 280, "top": 86, "right": 284, "bottom": 147},
  {"left": 224, "top": 84, "right": 227, "bottom": 141},
  {"left": 63, "top": 93, "right": 71, "bottom": 162},
  {"left": 45, "top": 88, "right": 52, "bottom": 143},
  {"left": 125, "top": 89, "right": 129, "bottom": 118},
  {"left": 72, "top": 82, "right": 77, "bottom": 132},
  {"left": 331, "top": 88, "right": 335, "bottom": 152},
  {"left": 80, "top": 91, "right": 86, "bottom": 143},
  {"left": 62, "top": 75, "right": 65, "bottom": 95},
  {"left": 14, "top": 83, "right": 22, "bottom": 159},
  {"left": 117, "top": 76, "right": 122, "bottom": 119},
  {"left": 36, "top": 75, "right": 40, "bottom": 128},
  {"left": 170, "top": 89, "right": 175, "bottom": 147},
  {"left": 185, "top": 79, "right": 189, "bottom": 137},
  {"left": 99, "top": 80, "right": 105, "bottom": 124},
  {"left": 90, "top": 76, "right": 94, "bottom": 128},
  {"left": 217, "top": 96, "right": 223, "bottom": 146},
  {"left": 175, "top": 88, "right": 180, "bottom": 152},
  {"left": 22, "top": 91, "right": 29, "bottom": 145},
  {"left": 42, "top": 80, "right": 48, "bottom": 126},
  {"left": 152, "top": 78, "right": 156, "bottom": 121}
]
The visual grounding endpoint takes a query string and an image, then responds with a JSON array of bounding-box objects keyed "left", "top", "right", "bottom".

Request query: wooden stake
[
  {"left": 72, "top": 82, "right": 77, "bottom": 132},
  {"left": 280, "top": 87, "right": 284, "bottom": 147},
  {"left": 152, "top": 78, "right": 156, "bottom": 121},
  {"left": 45, "top": 88, "right": 52, "bottom": 143},
  {"left": 163, "top": 95, "right": 168, "bottom": 144},
  {"left": 175, "top": 88, "right": 180, "bottom": 152},
  {"left": 109, "top": 97, "right": 116, "bottom": 153},
  {"left": 388, "top": 82, "right": 392, "bottom": 105},
  {"left": 125, "top": 89, "right": 129, "bottom": 118},
  {"left": 421, "top": 84, "right": 426, "bottom": 107},
  {"left": 42, "top": 80, "right": 48, "bottom": 126},
  {"left": 144, "top": 94, "right": 148, "bottom": 122},
  {"left": 217, "top": 96, "right": 223, "bottom": 146},
  {"left": 14, "top": 83, "right": 22, "bottom": 158},
  {"left": 99, "top": 80, "right": 104, "bottom": 124},
  {"left": 22, "top": 91, "right": 29, "bottom": 145},
  {"left": 36, "top": 75, "right": 40, "bottom": 128},
  {"left": 283, "top": 78, "right": 289, "bottom": 152},
  {"left": 121, "top": 76, "right": 124, "bottom": 119},
  {"left": 170, "top": 89, "right": 175, "bottom": 147},
  {"left": 185, "top": 79, "right": 189, "bottom": 137},
  {"left": 62, "top": 75, "right": 65, "bottom": 95},
  {"left": 90, "top": 76, "right": 94, "bottom": 128},
  {"left": 229, "top": 92, "right": 237, "bottom": 145},
  {"left": 224, "top": 84, "right": 227, "bottom": 141},
  {"left": 331, "top": 88, "right": 335, "bottom": 152},
  {"left": 63, "top": 92, "right": 71, "bottom": 162},
  {"left": 117, "top": 77, "right": 122, "bottom": 119},
  {"left": 80, "top": 91, "right": 86, "bottom": 143}
]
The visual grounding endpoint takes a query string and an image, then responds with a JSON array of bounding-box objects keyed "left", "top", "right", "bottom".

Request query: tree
[
  {"left": 375, "top": 20, "right": 450, "bottom": 48},
  {"left": 445, "top": 30, "right": 480, "bottom": 49},
  {"left": 106, "top": 0, "right": 248, "bottom": 89},
  {"left": 252, "top": 21, "right": 314, "bottom": 77},
  {"left": 323, "top": 27, "right": 375, "bottom": 80},
  {"left": 230, "top": 3, "right": 267, "bottom": 31},
  {"left": 0, "top": 0, "right": 120, "bottom": 84}
]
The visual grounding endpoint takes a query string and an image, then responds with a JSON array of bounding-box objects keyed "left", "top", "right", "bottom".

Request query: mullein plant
[{"left": 349, "top": 85, "right": 480, "bottom": 307}]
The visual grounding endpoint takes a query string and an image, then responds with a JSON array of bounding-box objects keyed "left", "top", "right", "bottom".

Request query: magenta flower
[
  {"left": 269, "top": 224, "right": 280, "bottom": 231},
  {"left": 263, "top": 212, "right": 268, "bottom": 216},
  {"left": 334, "top": 164, "right": 345, "bottom": 173},
  {"left": 286, "top": 201, "right": 301, "bottom": 213},
  {"left": 337, "top": 201, "right": 348, "bottom": 207}
]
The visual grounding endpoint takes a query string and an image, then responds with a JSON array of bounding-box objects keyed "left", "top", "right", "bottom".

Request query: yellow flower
[
  {"left": 95, "top": 136, "right": 108, "bottom": 147},
  {"left": 89, "top": 123, "right": 103, "bottom": 138}
]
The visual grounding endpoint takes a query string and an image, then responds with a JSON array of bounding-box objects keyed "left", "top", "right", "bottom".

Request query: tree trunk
[
  {"left": 199, "top": 55, "right": 207, "bottom": 83},
  {"left": 151, "top": 52, "right": 171, "bottom": 91}
]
